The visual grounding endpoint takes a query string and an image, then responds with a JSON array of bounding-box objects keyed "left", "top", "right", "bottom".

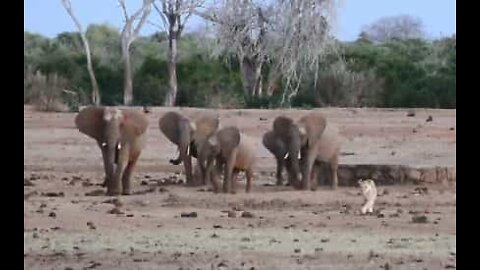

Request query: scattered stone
[
  {"left": 211, "top": 233, "right": 219, "bottom": 238},
  {"left": 406, "top": 110, "right": 415, "bottom": 117},
  {"left": 241, "top": 237, "right": 250, "bottom": 242},
  {"left": 85, "top": 189, "right": 105, "bottom": 196},
  {"left": 24, "top": 179, "right": 35, "bottom": 186},
  {"left": 426, "top": 115, "right": 433, "bottom": 122},
  {"left": 24, "top": 191, "right": 39, "bottom": 200},
  {"left": 213, "top": 225, "right": 222, "bottom": 229},
  {"left": 259, "top": 117, "right": 267, "bottom": 121},
  {"left": 315, "top": 247, "right": 323, "bottom": 252},
  {"left": 181, "top": 212, "right": 198, "bottom": 218},
  {"left": 48, "top": 212, "right": 56, "bottom": 218},
  {"left": 449, "top": 127, "right": 455, "bottom": 131},
  {"left": 107, "top": 207, "right": 124, "bottom": 215},
  {"left": 412, "top": 215, "right": 428, "bottom": 223},
  {"left": 140, "top": 180, "right": 149, "bottom": 186},
  {"left": 412, "top": 128, "right": 417, "bottom": 133},
  {"left": 294, "top": 248, "right": 301, "bottom": 253},
  {"left": 241, "top": 211, "right": 255, "bottom": 218},
  {"left": 227, "top": 210, "right": 238, "bottom": 218},
  {"left": 126, "top": 214, "right": 134, "bottom": 217},
  {"left": 43, "top": 192, "right": 65, "bottom": 197},
  {"left": 320, "top": 238, "right": 330, "bottom": 243},
  {"left": 87, "top": 222, "right": 96, "bottom": 230},
  {"left": 158, "top": 187, "right": 168, "bottom": 193}
]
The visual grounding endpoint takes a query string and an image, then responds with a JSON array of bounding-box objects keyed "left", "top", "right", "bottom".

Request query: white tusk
[
  {"left": 186, "top": 145, "right": 190, "bottom": 155},
  {"left": 117, "top": 143, "right": 122, "bottom": 150},
  {"left": 297, "top": 152, "right": 301, "bottom": 159},
  {"left": 283, "top": 152, "right": 289, "bottom": 159},
  {"left": 101, "top": 142, "right": 107, "bottom": 147}
]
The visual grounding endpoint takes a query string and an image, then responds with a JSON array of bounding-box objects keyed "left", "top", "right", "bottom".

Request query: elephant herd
[{"left": 75, "top": 106, "right": 342, "bottom": 196}]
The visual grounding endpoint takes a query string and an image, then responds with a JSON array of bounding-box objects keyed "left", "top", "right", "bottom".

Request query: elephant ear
[
  {"left": 272, "top": 116, "right": 294, "bottom": 140},
  {"left": 75, "top": 106, "right": 105, "bottom": 141},
  {"left": 121, "top": 109, "right": 149, "bottom": 139},
  {"left": 297, "top": 113, "right": 327, "bottom": 147},
  {"left": 262, "top": 130, "right": 284, "bottom": 156},
  {"left": 159, "top": 111, "right": 189, "bottom": 145},
  {"left": 215, "top": 126, "right": 241, "bottom": 157},
  {"left": 193, "top": 115, "right": 219, "bottom": 140}
]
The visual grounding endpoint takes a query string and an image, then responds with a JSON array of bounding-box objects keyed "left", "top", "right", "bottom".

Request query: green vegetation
[{"left": 24, "top": 25, "right": 455, "bottom": 110}]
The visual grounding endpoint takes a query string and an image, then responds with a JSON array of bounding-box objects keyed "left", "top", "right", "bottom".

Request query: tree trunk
[
  {"left": 164, "top": 31, "right": 178, "bottom": 106},
  {"left": 239, "top": 56, "right": 263, "bottom": 97},
  {"left": 81, "top": 35, "right": 101, "bottom": 105},
  {"left": 122, "top": 43, "right": 133, "bottom": 106}
]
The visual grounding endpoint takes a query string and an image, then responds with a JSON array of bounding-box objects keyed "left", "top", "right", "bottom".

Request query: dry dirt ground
[{"left": 24, "top": 106, "right": 456, "bottom": 270}]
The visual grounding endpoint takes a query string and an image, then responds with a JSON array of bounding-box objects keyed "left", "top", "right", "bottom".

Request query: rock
[
  {"left": 320, "top": 238, "right": 330, "bottom": 243},
  {"left": 412, "top": 215, "right": 428, "bottom": 223},
  {"left": 227, "top": 210, "right": 238, "bottom": 218},
  {"left": 421, "top": 168, "right": 438, "bottom": 183},
  {"left": 24, "top": 179, "right": 35, "bottom": 186},
  {"left": 241, "top": 211, "right": 255, "bottom": 218},
  {"left": 294, "top": 248, "right": 301, "bottom": 253},
  {"left": 48, "top": 212, "right": 56, "bottom": 218},
  {"left": 259, "top": 117, "right": 267, "bottom": 121},
  {"left": 85, "top": 189, "right": 105, "bottom": 196},
  {"left": 24, "top": 191, "right": 39, "bottom": 200},
  {"left": 180, "top": 212, "right": 198, "bottom": 218},
  {"left": 140, "top": 180, "right": 149, "bottom": 186},
  {"left": 404, "top": 168, "right": 421, "bottom": 182},
  {"left": 108, "top": 207, "right": 124, "bottom": 215},
  {"left": 426, "top": 115, "right": 433, "bottom": 122},
  {"left": 87, "top": 222, "right": 96, "bottom": 230},
  {"left": 338, "top": 168, "right": 355, "bottom": 185},
  {"left": 449, "top": 127, "right": 455, "bottom": 131},
  {"left": 42, "top": 192, "right": 65, "bottom": 197},
  {"left": 406, "top": 110, "right": 415, "bottom": 117},
  {"left": 412, "top": 128, "right": 417, "bottom": 133}
]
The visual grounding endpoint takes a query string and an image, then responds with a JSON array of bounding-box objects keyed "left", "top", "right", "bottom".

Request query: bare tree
[
  {"left": 118, "top": 0, "right": 154, "bottom": 105},
  {"left": 61, "top": 0, "right": 101, "bottom": 105},
  {"left": 197, "top": 0, "right": 339, "bottom": 105},
  {"left": 361, "top": 14, "right": 425, "bottom": 43},
  {"left": 152, "top": 0, "right": 205, "bottom": 106}
]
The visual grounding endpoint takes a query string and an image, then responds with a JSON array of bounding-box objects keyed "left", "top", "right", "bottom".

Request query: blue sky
[{"left": 24, "top": 0, "right": 456, "bottom": 41}]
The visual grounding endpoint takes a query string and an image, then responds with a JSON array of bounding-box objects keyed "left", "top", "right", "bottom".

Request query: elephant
[
  {"left": 262, "top": 130, "right": 295, "bottom": 186},
  {"left": 75, "top": 106, "right": 149, "bottom": 196},
  {"left": 200, "top": 127, "right": 256, "bottom": 194},
  {"left": 272, "top": 113, "right": 329, "bottom": 190},
  {"left": 305, "top": 124, "right": 341, "bottom": 190},
  {"left": 158, "top": 111, "right": 219, "bottom": 186},
  {"left": 262, "top": 130, "right": 328, "bottom": 188}
]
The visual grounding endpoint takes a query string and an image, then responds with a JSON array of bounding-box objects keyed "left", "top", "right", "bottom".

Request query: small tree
[
  {"left": 197, "top": 0, "right": 340, "bottom": 105},
  {"left": 61, "top": 0, "right": 101, "bottom": 105},
  {"left": 361, "top": 14, "right": 425, "bottom": 43},
  {"left": 118, "top": 0, "right": 154, "bottom": 105},
  {"left": 152, "top": 0, "right": 205, "bottom": 106}
]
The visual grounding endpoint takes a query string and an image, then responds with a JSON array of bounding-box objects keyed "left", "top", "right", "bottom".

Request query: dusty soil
[{"left": 24, "top": 106, "right": 456, "bottom": 269}]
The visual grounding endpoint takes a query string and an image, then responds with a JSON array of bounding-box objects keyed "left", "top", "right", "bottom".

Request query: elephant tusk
[
  {"left": 117, "top": 143, "right": 122, "bottom": 150},
  {"left": 186, "top": 145, "right": 190, "bottom": 155},
  {"left": 101, "top": 142, "right": 107, "bottom": 147},
  {"left": 297, "top": 152, "right": 301, "bottom": 159},
  {"left": 283, "top": 152, "right": 289, "bottom": 159}
]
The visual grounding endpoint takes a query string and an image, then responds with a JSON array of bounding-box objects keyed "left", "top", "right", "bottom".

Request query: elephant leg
[
  {"left": 108, "top": 158, "right": 127, "bottom": 196},
  {"left": 301, "top": 151, "right": 316, "bottom": 191},
  {"left": 246, "top": 169, "right": 254, "bottom": 193},
  {"left": 231, "top": 169, "right": 240, "bottom": 194},
  {"left": 98, "top": 142, "right": 109, "bottom": 187},
  {"left": 121, "top": 151, "right": 141, "bottom": 195},
  {"left": 275, "top": 158, "right": 285, "bottom": 186},
  {"left": 310, "top": 162, "right": 319, "bottom": 191},
  {"left": 184, "top": 154, "right": 194, "bottom": 186},
  {"left": 209, "top": 158, "right": 222, "bottom": 193},
  {"left": 330, "top": 157, "right": 339, "bottom": 190},
  {"left": 223, "top": 151, "right": 237, "bottom": 194}
]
